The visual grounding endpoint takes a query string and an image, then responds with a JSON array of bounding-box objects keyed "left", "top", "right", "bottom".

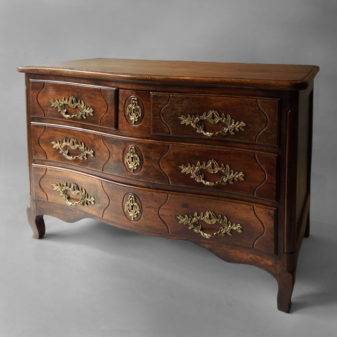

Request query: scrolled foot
[
  {"left": 277, "top": 271, "right": 295, "bottom": 313},
  {"left": 27, "top": 207, "right": 45, "bottom": 239}
]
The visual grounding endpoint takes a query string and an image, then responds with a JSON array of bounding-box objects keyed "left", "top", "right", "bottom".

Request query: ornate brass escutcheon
[
  {"left": 179, "top": 159, "right": 245, "bottom": 186},
  {"left": 52, "top": 182, "right": 95, "bottom": 207},
  {"left": 51, "top": 138, "right": 94, "bottom": 161},
  {"left": 176, "top": 211, "right": 242, "bottom": 239},
  {"left": 126, "top": 97, "right": 142, "bottom": 125},
  {"left": 50, "top": 96, "right": 94, "bottom": 120},
  {"left": 124, "top": 193, "right": 141, "bottom": 221},
  {"left": 179, "top": 110, "right": 246, "bottom": 137},
  {"left": 124, "top": 145, "right": 141, "bottom": 173}
]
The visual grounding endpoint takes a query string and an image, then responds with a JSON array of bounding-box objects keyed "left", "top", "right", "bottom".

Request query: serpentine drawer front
[
  {"left": 18, "top": 58, "right": 319, "bottom": 313},
  {"left": 32, "top": 165, "right": 276, "bottom": 254},
  {"left": 31, "top": 124, "right": 278, "bottom": 201}
]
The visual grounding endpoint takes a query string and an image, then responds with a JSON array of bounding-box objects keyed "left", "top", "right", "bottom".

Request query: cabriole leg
[
  {"left": 277, "top": 271, "right": 296, "bottom": 313},
  {"left": 27, "top": 207, "right": 45, "bottom": 239}
]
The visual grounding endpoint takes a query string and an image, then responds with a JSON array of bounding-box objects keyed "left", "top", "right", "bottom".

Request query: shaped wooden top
[{"left": 18, "top": 58, "right": 319, "bottom": 90}]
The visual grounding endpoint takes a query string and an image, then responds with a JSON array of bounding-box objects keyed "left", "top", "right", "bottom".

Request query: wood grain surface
[{"left": 18, "top": 58, "right": 319, "bottom": 89}]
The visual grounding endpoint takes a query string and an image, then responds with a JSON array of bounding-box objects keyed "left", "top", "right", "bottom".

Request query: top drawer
[
  {"left": 151, "top": 93, "right": 280, "bottom": 147},
  {"left": 29, "top": 80, "right": 117, "bottom": 129}
]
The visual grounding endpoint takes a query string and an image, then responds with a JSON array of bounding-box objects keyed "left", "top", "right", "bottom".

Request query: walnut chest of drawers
[{"left": 18, "top": 59, "right": 319, "bottom": 312}]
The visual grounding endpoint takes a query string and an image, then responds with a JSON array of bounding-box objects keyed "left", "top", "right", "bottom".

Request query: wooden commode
[{"left": 18, "top": 58, "right": 319, "bottom": 312}]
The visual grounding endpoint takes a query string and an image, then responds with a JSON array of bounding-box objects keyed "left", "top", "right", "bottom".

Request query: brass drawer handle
[
  {"left": 124, "top": 145, "right": 141, "bottom": 172},
  {"left": 126, "top": 97, "right": 142, "bottom": 124},
  {"left": 179, "top": 159, "right": 245, "bottom": 186},
  {"left": 179, "top": 110, "right": 246, "bottom": 137},
  {"left": 177, "top": 211, "right": 242, "bottom": 239},
  {"left": 50, "top": 96, "right": 94, "bottom": 120},
  {"left": 52, "top": 182, "right": 95, "bottom": 207},
  {"left": 51, "top": 138, "right": 94, "bottom": 161}
]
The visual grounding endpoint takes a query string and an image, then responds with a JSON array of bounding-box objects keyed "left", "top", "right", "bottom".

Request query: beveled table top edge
[{"left": 17, "top": 58, "right": 319, "bottom": 90}]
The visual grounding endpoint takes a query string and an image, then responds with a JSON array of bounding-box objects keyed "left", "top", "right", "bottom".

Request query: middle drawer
[{"left": 31, "top": 124, "right": 278, "bottom": 201}]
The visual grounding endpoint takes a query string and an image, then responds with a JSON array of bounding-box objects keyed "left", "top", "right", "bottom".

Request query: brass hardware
[
  {"left": 176, "top": 211, "right": 242, "bottom": 239},
  {"left": 51, "top": 138, "right": 94, "bottom": 161},
  {"left": 124, "top": 146, "right": 141, "bottom": 172},
  {"left": 179, "top": 110, "right": 246, "bottom": 137},
  {"left": 126, "top": 97, "right": 142, "bottom": 124},
  {"left": 124, "top": 193, "right": 141, "bottom": 221},
  {"left": 52, "top": 182, "right": 95, "bottom": 207},
  {"left": 179, "top": 159, "right": 244, "bottom": 186},
  {"left": 50, "top": 96, "right": 94, "bottom": 119}
]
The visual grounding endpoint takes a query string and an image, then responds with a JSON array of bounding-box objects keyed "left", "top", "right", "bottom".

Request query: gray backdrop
[{"left": 1, "top": 0, "right": 336, "bottom": 336}]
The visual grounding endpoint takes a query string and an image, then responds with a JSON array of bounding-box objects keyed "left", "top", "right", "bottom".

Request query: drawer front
[
  {"left": 160, "top": 192, "right": 277, "bottom": 255},
  {"left": 32, "top": 165, "right": 107, "bottom": 219},
  {"left": 31, "top": 125, "right": 278, "bottom": 201},
  {"left": 33, "top": 166, "right": 276, "bottom": 255},
  {"left": 31, "top": 125, "right": 170, "bottom": 184},
  {"left": 161, "top": 144, "right": 278, "bottom": 201},
  {"left": 32, "top": 166, "right": 172, "bottom": 235},
  {"left": 29, "top": 80, "right": 117, "bottom": 129},
  {"left": 151, "top": 92, "right": 279, "bottom": 147},
  {"left": 31, "top": 125, "right": 110, "bottom": 171},
  {"left": 118, "top": 89, "right": 151, "bottom": 137}
]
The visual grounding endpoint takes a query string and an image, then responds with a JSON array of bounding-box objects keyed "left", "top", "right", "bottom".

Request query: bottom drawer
[{"left": 32, "top": 165, "right": 277, "bottom": 255}]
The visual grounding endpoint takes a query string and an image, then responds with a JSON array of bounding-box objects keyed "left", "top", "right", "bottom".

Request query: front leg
[
  {"left": 277, "top": 270, "right": 296, "bottom": 313},
  {"left": 27, "top": 207, "right": 45, "bottom": 239}
]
